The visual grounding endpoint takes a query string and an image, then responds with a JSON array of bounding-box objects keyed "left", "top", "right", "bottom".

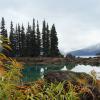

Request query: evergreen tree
[
  {"left": 42, "top": 20, "right": 47, "bottom": 56},
  {"left": 20, "top": 24, "right": 26, "bottom": 57},
  {"left": 17, "top": 24, "right": 21, "bottom": 56},
  {"left": 46, "top": 23, "right": 50, "bottom": 56},
  {"left": 42, "top": 21, "right": 50, "bottom": 57},
  {"left": 36, "top": 21, "right": 41, "bottom": 56},
  {"left": 0, "top": 17, "right": 7, "bottom": 38},
  {"left": 30, "top": 18, "right": 37, "bottom": 57},
  {"left": 50, "top": 24, "right": 60, "bottom": 57},
  {"left": 9, "top": 21, "right": 16, "bottom": 56},
  {"left": 26, "top": 23, "right": 32, "bottom": 57},
  {"left": 0, "top": 17, "right": 9, "bottom": 56},
  {"left": 15, "top": 25, "right": 20, "bottom": 56}
]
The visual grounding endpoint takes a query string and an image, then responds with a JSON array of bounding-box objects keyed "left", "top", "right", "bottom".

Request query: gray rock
[{"left": 44, "top": 70, "right": 93, "bottom": 85}]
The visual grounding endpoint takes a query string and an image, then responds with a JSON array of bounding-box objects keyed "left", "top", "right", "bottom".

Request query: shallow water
[
  {"left": 71, "top": 65, "right": 100, "bottom": 80},
  {"left": 22, "top": 64, "right": 100, "bottom": 82}
]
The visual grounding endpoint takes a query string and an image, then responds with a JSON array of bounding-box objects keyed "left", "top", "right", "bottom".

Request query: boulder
[{"left": 44, "top": 71, "right": 93, "bottom": 85}]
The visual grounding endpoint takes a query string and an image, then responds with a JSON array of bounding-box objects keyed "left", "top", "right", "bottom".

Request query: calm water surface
[{"left": 22, "top": 63, "right": 100, "bottom": 82}]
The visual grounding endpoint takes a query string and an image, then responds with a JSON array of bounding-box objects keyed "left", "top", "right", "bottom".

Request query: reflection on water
[
  {"left": 76, "top": 56, "right": 96, "bottom": 58},
  {"left": 40, "top": 68, "right": 44, "bottom": 73},
  {"left": 72, "top": 65, "right": 100, "bottom": 80},
  {"left": 61, "top": 66, "right": 67, "bottom": 71},
  {"left": 22, "top": 63, "right": 100, "bottom": 82},
  {"left": 22, "top": 64, "right": 65, "bottom": 82}
]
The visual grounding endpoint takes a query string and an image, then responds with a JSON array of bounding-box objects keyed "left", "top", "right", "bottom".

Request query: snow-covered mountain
[{"left": 69, "top": 43, "right": 100, "bottom": 56}]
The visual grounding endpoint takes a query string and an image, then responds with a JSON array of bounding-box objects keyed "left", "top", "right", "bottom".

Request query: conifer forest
[{"left": 0, "top": 17, "right": 60, "bottom": 57}]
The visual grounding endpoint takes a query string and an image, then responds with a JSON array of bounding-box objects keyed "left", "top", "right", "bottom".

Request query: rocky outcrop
[
  {"left": 44, "top": 71, "right": 93, "bottom": 84},
  {"left": 44, "top": 71, "right": 100, "bottom": 100}
]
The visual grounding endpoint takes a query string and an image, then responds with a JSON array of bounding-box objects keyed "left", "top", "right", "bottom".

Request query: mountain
[{"left": 69, "top": 43, "right": 100, "bottom": 56}]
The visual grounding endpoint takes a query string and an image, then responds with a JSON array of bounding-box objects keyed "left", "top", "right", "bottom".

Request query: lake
[
  {"left": 22, "top": 63, "right": 100, "bottom": 82},
  {"left": 76, "top": 56, "right": 96, "bottom": 58}
]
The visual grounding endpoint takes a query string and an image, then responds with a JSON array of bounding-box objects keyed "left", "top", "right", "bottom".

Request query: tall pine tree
[
  {"left": 42, "top": 20, "right": 47, "bottom": 56},
  {"left": 15, "top": 25, "right": 20, "bottom": 57},
  {"left": 17, "top": 24, "right": 21, "bottom": 56},
  {"left": 42, "top": 21, "right": 50, "bottom": 57},
  {"left": 9, "top": 21, "right": 16, "bottom": 56},
  {"left": 20, "top": 24, "right": 26, "bottom": 57},
  {"left": 30, "top": 18, "right": 37, "bottom": 57},
  {"left": 0, "top": 17, "right": 7, "bottom": 38},
  {"left": 50, "top": 24, "right": 60, "bottom": 57},
  {"left": 46, "top": 23, "right": 50, "bottom": 56},
  {"left": 26, "top": 23, "right": 32, "bottom": 57},
  {"left": 36, "top": 20, "right": 41, "bottom": 56},
  {"left": 0, "top": 17, "right": 8, "bottom": 56}
]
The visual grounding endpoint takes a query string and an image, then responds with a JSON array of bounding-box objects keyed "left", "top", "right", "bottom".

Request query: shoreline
[
  {"left": 14, "top": 57, "right": 66, "bottom": 65},
  {"left": 13, "top": 57, "right": 100, "bottom": 66}
]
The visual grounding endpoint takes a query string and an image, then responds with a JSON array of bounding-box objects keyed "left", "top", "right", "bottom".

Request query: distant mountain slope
[{"left": 69, "top": 43, "right": 100, "bottom": 56}]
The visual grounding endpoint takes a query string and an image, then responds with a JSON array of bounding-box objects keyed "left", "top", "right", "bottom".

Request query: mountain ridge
[{"left": 69, "top": 43, "right": 100, "bottom": 56}]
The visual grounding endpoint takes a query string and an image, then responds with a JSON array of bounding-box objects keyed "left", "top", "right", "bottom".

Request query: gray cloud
[{"left": 0, "top": 0, "right": 100, "bottom": 53}]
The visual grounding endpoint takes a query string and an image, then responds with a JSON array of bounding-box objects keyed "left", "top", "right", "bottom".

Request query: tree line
[{"left": 0, "top": 17, "right": 60, "bottom": 57}]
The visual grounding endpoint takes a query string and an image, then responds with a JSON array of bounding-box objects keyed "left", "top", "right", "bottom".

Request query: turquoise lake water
[{"left": 22, "top": 63, "right": 100, "bottom": 82}]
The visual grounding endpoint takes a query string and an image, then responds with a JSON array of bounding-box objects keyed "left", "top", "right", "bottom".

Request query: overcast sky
[{"left": 0, "top": 0, "right": 100, "bottom": 53}]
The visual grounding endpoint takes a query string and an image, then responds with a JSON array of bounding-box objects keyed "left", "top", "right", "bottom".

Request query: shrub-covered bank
[{"left": 0, "top": 55, "right": 100, "bottom": 100}]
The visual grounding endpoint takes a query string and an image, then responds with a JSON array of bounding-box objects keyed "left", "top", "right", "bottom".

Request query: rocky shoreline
[
  {"left": 66, "top": 56, "right": 100, "bottom": 66},
  {"left": 14, "top": 57, "right": 100, "bottom": 66}
]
